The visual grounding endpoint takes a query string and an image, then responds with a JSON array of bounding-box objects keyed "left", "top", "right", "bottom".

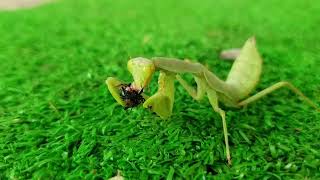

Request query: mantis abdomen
[{"left": 226, "top": 37, "right": 262, "bottom": 100}]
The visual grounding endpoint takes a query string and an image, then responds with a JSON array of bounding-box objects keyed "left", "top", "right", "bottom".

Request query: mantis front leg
[
  {"left": 106, "top": 77, "right": 126, "bottom": 107},
  {"left": 143, "top": 70, "right": 176, "bottom": 119}
]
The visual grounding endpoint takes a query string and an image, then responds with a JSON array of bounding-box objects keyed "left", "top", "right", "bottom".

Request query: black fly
[{"left": 119, "top": 83, "right": 145, "bottom": 109}]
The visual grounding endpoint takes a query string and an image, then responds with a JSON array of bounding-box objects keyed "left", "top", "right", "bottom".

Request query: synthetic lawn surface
[{"left": 0, "top": 0, "right": 320, "bottom": 179}]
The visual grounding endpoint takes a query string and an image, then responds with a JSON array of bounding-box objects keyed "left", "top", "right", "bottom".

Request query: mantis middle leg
[
  {"left": 175, "top": 75, "right": 206, "bottom": 101},
  {"left": 176, "top": 74, "right": 232, "bottom": 164},
  {"left": 207, "top": 88, "right": 231, "bottom": 165},
  {"left": 237, "top": 81, "right": 320, "bottom": 111}
]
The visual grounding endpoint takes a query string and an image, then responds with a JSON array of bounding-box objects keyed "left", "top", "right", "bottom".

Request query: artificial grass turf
[{"left": 0, "top": 0, "right": 320, "bottom": 179}]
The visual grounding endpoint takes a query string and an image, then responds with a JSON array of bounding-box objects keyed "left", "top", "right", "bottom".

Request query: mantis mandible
[{"left": 106, "top": 37, "right": 320, "bottom": 165}]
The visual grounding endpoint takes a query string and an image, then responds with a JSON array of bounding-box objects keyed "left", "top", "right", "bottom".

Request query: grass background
[{"left": 1, "top": 0, "right": 320, "bottom": 179}]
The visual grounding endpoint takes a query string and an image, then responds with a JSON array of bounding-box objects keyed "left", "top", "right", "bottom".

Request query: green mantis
[{"left": 106, "top": 37, "right": 320, "bottom": 165}]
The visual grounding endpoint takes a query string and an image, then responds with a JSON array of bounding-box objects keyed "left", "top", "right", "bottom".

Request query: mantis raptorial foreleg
[
  {"left": 238, "top": 81, "right": 320, "bottom": 111},
  {"left": 207, "top": 88, "right": 231, "bottom": 165},
  {"left": 106, "top": 77, "right": 126, "bottom": 107},
  {"left": 143, "top": 70, "right": 176, "bottom": 119}
]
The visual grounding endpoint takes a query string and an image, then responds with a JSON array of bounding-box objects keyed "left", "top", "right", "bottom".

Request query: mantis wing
[{"left": 226, "top": 37, "right": 263, "bottom": 100}]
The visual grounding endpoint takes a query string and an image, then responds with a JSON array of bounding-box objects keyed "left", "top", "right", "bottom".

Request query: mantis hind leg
[
  {"left": 207, "top": 88, "right": 232, "bottom": 165},
  {"left": 238, "top": 81, "right": 320, "bottom": 111}
]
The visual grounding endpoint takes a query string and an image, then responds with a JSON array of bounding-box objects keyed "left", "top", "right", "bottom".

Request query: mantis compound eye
[{"left": 119, "top": 83, "right": 145, "bottom": 108}]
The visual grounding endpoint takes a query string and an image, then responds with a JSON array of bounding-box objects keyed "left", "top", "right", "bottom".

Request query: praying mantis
[{"left": 106, "top": 37, "right": 320, "bottom": 165}]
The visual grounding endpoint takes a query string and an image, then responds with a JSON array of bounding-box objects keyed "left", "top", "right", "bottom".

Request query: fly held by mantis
[{"left": 106, "top": 37, "right": 319, "bottom": 165}]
